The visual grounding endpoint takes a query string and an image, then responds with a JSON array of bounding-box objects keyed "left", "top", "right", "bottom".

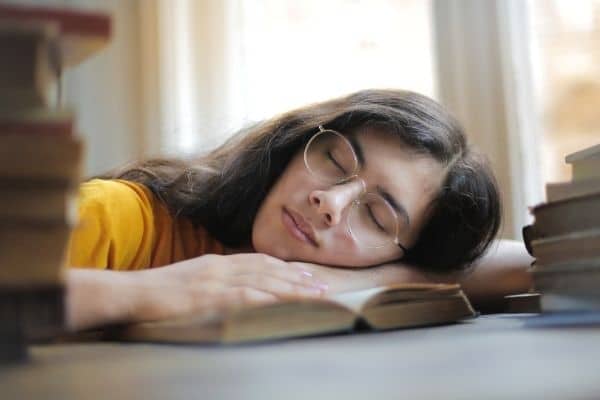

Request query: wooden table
[{"left": 2, "top": 313, "right": 600, "bottom": 400}]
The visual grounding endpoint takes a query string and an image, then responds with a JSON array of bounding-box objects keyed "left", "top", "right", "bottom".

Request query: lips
[{"left": 283, "top": 207, "right": 319, "bottom": 247}]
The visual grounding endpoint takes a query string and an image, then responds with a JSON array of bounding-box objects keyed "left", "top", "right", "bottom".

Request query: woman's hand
[
  {"left": 285, "top": 261, "right": 433, "bottom": 294},
  {"left": 137, "top": 253, "right": 330, "bottom": 321},
  {"left": 66, "top": 253, "right": 431, "bottom": 332},
  {"left": 66, "top": 253, "right": 329, "bottom": 331}
]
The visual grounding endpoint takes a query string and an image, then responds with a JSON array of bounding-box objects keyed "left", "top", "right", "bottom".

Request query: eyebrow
[{"left": 347, "top": 133, "right": 411, "bottom": 226}]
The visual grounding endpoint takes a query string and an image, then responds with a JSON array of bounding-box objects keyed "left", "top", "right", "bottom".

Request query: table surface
[{"left": 2, "top": 313, "right": 600, "bottom": 400}]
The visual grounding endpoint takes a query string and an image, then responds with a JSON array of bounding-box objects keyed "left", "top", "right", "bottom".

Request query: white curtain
[
  {"left": 140, "top": 0, "right": 245, "bottom": 156},
  {"left": 146, "top": 0, "right": 439, "bottom": 155},
  {"left": 20, "top": 0, "right": 536, "bottom": 239},
  {"left": 433, "top": 0, "right": 541, "bottom": 239},
  {"left": 143, "top": 0, "right": 539, "bottom": 239}
]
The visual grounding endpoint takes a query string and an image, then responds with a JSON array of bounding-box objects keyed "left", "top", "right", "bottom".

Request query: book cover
[
  {"left": 0, "top": 182, "right": 77, "bottom": 223},
  {"left": 565, "top": 143, "right": 600, "bottom": 164},
  {"left": 570, "top": 159, "right": 600, "bottom": 182},
  {"left": 545, "top": 178, "right": 600, "bottom": 203},
  {"left": 0, "top": 133, "right": 83, "bottom": 183},
  {"left": 0, "top": 222, "right": 71, "bottom": 286},
  {"left": 0, "top": 285, "right": 65, "bottom": 340},
  {"left": 530, "top": 193, "right": 600, "bottom": 239},
  {"left": 503, "top": 293, "right": 541, "bottom": 313},
  {"left": 0, "top": 3, "right": 111, "bottom": 68},
  {"left": 533, "top": 261, "right": 600, "bottom": 312},
  {"left": 533, "top": 260, "right": 600, "bottom": 312},
  {"left": 0, "top": 28, "right": 59, "bottom": 110},
  {"left": 115, "top": 283, "right": 475, "bottom": 344},
  {"left": 565, "top": 143, "right": 600, "bottom": 182},
  {"left": 531, "top": 228, "right": 600, "bottom": 266},
  {"left": 0, "top": 108, "right": 74, "bottom": 135}
]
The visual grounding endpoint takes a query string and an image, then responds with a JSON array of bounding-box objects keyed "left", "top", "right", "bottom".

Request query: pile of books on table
[
  {"left": 0, "top": 3, "right": 110, "bottom": 361},
  {"left": 525, "top": 143, "right": 600, "bottom": 312}
]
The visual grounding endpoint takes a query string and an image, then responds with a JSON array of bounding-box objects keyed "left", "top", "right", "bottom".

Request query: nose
[{"left": 309, "top": 177, "right": 366, "bottom": 226}]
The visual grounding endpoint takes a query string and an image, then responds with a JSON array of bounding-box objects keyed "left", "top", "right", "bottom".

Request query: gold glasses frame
[{"left": 303, "top": 125, "right": 408, "bottom": 253}]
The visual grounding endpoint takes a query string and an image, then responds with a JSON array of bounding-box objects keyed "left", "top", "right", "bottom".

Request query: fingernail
[
  {"left": 304, "top": 287, "right": 323, "bottom": 295},
  {"left": 317, "top": 283, "right": 329, "bottom": 292}
]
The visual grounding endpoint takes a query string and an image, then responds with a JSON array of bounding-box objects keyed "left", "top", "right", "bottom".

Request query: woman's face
[{"left": 252, "top": 127, "right": 446, "bottom": 268}]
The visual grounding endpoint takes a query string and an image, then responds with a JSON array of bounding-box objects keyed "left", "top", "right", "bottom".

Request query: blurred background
[{"left": 8, "top": 0, "right": 600, "bottom": 240}]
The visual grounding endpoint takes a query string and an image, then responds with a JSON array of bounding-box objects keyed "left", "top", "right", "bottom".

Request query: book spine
[
  {"left": 0, "top": 28, "right": 59, "bottom": 111},
  {"left": 0, "top": 133, "right": 83, "bottom": 183},
  {"left": 0, "top": 302, "right": 28, "bottom": 362},
  {"left": 0, "top": 119, "right": 73, "bottom": 135},
  {"left": 540, "top": 293, "right": 600, "bottom": 312},
  {"left": 0, "top": 286, "right": 65, "bottom": 340},
  {"left": 0, "top": 4, "right": 110, "bottom": 38},
  {"left": 545, "top": 178, "right": 600, "bottom": 203},
  {"left": 0, "top": 3, "right": 112, "bottom": 360},
  {"left": 572, "top": 159, "right": 600, "bottom": 182},
  {"left": 533, "top": 194, "right": 600, "bottom": 238}
]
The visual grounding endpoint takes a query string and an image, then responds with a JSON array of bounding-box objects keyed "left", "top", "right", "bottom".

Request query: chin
[{"left": 252, "top": 235, "right": 287, "bottom": 260}]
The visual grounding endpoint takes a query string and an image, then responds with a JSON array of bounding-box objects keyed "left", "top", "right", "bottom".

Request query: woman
[{"left": 66, "top": 89, "right": 533, "bottom": 331}]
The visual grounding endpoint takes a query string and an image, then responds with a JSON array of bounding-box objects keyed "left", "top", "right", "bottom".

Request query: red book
[
  {"left": 0, "top": 28, "right": 58, "bottom": 110},
  {"left": 0, "top": 132, "right": 83, "bottom": 182},
  {"left": 0, "top": 120, "right": 72, "bottom": 136},
  {"left": 0, "top": 3, "right": 111, "bottom": 67},
  {"left": 0, "top": 109, "right": 73, "bottom": 135}
]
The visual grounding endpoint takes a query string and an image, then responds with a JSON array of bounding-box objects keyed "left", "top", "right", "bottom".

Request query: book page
[
  {"left": 330, "top": 283, "right": 461, "bottom": 314},
  {"left": 331, "top": 287, "right": 388, "bottom": 313}
]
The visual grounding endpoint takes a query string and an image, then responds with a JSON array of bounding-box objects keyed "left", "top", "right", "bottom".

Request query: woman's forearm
[
  {"left": 65, "top": 253, "right": 333, "bottom": 331},
  {"left": 371, "top": 239, "right": 534, "bottom": 311},
  {"left": 65, "top": 268, "right": 149, "bottom": 331},
  {"left": 456, "top": 239, "right": 534, "bottom": 310},
  {"left": 64, "top": 241, "right": 533, "bottom": 331}
]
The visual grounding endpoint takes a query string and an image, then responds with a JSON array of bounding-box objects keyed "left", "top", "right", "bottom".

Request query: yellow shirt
[{"left": 66, "top": 179, "right": 224, "bottom": 270}]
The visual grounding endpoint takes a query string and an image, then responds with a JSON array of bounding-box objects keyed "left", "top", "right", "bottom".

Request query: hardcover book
[{"left": 116, "top": 283, "right": 475, "bottom": 344}]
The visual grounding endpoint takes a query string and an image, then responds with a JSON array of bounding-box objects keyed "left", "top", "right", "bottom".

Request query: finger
[
  {"left": 235, "top": 268, "right": 328, "bottom": 293},
  {"left": 227, "top": 274, "right": 326, "bottom": 299},
  {"left": 221, "top": 287, "right": 280, "bottom": 309},
  {"left": 196, "top": 254, "right": 288, "bottom": 279},
  {"left": 227, "top": 254, "right": 329, "bottom": 288}
]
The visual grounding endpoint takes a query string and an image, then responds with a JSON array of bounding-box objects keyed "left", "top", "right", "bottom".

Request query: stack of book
[
  {"left": 525, "top": 143, "right": 600, "bottom": 312},
  {"left": 0, "top": 4, "right": 110, "bottom": 360}
]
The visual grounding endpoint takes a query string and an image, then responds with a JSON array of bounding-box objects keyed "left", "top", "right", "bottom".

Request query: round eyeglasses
[{"left": 303, "top": 126, "right": 409, "bottom": 252}]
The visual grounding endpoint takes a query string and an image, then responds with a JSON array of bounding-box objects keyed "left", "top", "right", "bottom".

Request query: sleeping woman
[{"left": 65, "top": 89, "right": 533, "bottom": 331}]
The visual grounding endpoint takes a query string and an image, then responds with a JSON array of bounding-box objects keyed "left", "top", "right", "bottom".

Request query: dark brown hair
[{"left": 99, "top": 89, "right": 501, "bottom": 273}]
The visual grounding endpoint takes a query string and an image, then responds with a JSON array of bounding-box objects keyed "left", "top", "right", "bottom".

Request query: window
[
  {"left": 236, "top": 0, "right": 436, "bottom": 127},
  {"left": 528, "top": 0, "right": 600, "bottom": 184}
]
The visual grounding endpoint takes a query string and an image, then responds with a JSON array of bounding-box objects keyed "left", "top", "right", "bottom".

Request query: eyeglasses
[{"left": 303, "top": 125, "right": 408, "bottom": 252}]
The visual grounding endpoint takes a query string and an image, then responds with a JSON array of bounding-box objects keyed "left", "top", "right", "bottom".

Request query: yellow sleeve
[{"left": 65, "top": 179, "right": 157, "bottom": 270}]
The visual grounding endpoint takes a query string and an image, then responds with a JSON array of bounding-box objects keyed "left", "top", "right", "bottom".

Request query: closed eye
[
  {"left": 366, "top": 204, "right": 385, "bottom": 232},
  {"left": 326, "top": 150, "right": 347, "bottom": 173}
]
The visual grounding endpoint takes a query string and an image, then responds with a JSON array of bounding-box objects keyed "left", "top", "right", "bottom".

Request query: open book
[{"left": 116, "top": 283, "right": 475, "bottom": 344}]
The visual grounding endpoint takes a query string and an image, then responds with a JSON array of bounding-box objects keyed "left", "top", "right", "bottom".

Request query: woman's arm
[
  {"left": 66, "top": 253, "right": 329, "bottom": 331},
  {"left": 291, "top": 239, "right": 534, "bottom": 312},
  {"left": 358, "top": 239, "right": 534, "bottom": 312},
  {"left": 66, "top": 268, "right": 147, "bottom": 331},
  {"left": 455, "top": 239, "right": 534, "bottom": 311},
  {"left": 66, "top": 240, "right": 534, "bottom": 330}
]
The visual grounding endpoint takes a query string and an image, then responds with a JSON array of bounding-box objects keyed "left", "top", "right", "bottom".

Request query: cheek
[
  {"left": 251, "top": 194, "right": 281, "bottom": 252},
  {"left": 250, "top": 169, "right": 303, "bottom": 258},
  {"left": 318, "top": 233, "right": 403, "bottom": 268}
]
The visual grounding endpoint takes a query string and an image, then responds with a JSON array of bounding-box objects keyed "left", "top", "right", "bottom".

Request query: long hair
[{"left": 98, "top": 89, "right": 501, "bottom": 273}]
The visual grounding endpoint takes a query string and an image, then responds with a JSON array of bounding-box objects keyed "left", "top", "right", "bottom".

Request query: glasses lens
[
  {"left": 304, "top": 130, "right": 358, "bottom": 184},
  {"left": 348, "top": 193, "right": 403, "bottom": 248}
]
